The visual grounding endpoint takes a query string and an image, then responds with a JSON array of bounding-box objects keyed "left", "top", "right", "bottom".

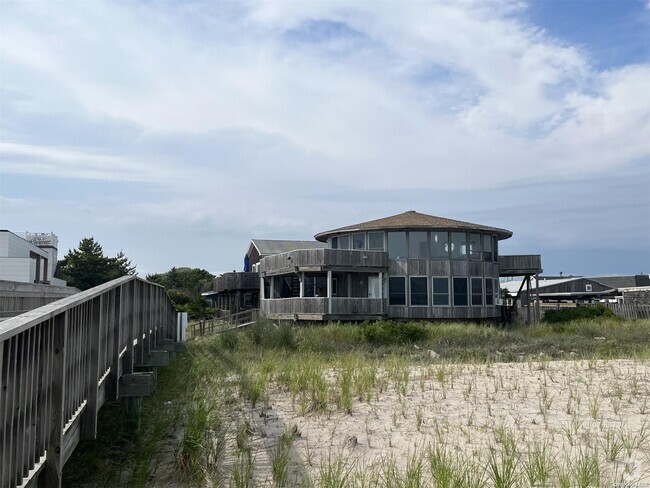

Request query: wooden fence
[
  {"left": 190, "top": 309, "right": 260, "bottom": 338},
  {"left": 601, "top": 302, "right": 650, "bottom": 320},
  {"left": 0, "top": 275, "right": 179, "bottom": 488}
]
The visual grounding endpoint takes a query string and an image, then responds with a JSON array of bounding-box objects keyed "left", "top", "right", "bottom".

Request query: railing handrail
[{"left": 0, "top": 275, "right": 163, "bottom": 341}]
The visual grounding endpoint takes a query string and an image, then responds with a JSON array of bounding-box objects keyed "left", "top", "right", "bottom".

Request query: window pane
[
  {"left": 368, "top": 232, "right": 385, "bottom": 250},
  {"left": 409, "top": 231, "right": 428, "bottom": 259},
  {"left": 432, "top": 277, "right": 449, "bottom": 306},
  {"left": 483, "top": 234, "right": 493, "bottom": 262},
  {"left": 389, "top": 277, "right": 406, "bottom": 305},
  {"left": 410, "top": 277, "right": 428, "bottom": 306},
  {"left": 469, "top": 233, "right": 481, "bottom": 260},
  {"left": 471, "top": 277, "right": 483, "bottom": 306},
  {"left": 451, "top": 232, "right": 467, "bottom": 259},
  {"left": 339, "top": 234, "right": 350, "bottom": 250},
  {"left": 493, "top": 236, "right": 498, "bottom": 262},
  {"left": 352, "top": 233, "right": 366, "bottom": 250},
  {"left": 387, "top": 231, "right": 407, "bottom": 260},
  {"left": 485, "top": 278, "right": 494, "bottom": 305},
  {"left": 331, "top": 237, "right": 338, "bottom": 249},
  {"left": 431, "top": 232, "right": 449, "bottom": 259},
  {"left": 453, "top": 277, "right": 468, "bottom": 306}
]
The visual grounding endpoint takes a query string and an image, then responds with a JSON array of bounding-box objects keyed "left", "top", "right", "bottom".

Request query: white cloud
[{"left": 1, "top": 0, "right": 648, "bottom": 273}]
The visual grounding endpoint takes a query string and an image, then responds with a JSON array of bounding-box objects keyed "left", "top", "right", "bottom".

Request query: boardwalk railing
[
  {"left": 190, "top": 309, "right": 260, "bottom": 338},
  {"left": 0, "top": 275, "right": 179, "bottom": 488}
]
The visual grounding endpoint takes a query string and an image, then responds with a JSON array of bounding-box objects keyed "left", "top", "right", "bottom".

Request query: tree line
[{"left": 58, "top": 237, "right": 216, "bottom": 318}]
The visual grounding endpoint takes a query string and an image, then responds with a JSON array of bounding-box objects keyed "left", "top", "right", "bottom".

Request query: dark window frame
[
  {"left": 388, "top": 276, "right": 407, "bottom": 306},
  {"left": 410, "top": 276, "right": 429, "bottom": 306},
  {"left": 453, "top": 277, "right": 468, "bottom": 306},
  {"left": 432, "top": 277, "right": 450, "bottom": 306}
]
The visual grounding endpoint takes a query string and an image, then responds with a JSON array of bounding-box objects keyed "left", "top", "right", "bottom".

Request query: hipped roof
[{"left": 315, "top": 211, "right": 513, "bottom": 242}]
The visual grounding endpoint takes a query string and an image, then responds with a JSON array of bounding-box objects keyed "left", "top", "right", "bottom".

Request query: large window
[
  {"left": 389, "top": 277, "right": 406, "bottom": 305},
  {"left": 331, "top": 237, "right": 338, "bottom": 249},
  {"left": 485, "top": 278, "right": 494, "bottom": 305},
  {"left": 493, "top": 236, "right": 498, "bottom": 262},
  {"left": 469, "top": 233, "right": 481, "bottom": 260},
  {"left": 409, "top": 231, "right": 428, "bottom": 259},
  {"left": 431, "top": 231, "right": 449, "bottom": 259},
  {"left": 471, "top": 278, "right": 483, "bottom": 306},
  {"left": 339, "top": 234, "right": 350, "bottom": 250},
  {"left": 451, "top": 232, "right": 467, "bottom": 260},
  {"left": 453, "top": 277, "right": 468, "bottom": 306},
  {"left": 368, "top": 232, "right": 385, "bottom": 250},
  {"left": 483, "top": 234, "right": 493, "bottom": 262},
  {"left": 410, "top": 277, "right": 428, "bottom": 306},
  {"left": 432, "top": 277, "right": 449, "bottom": 306},
  {"left": 352, "top": 233, "right": 366, "bottom": 250},
  {"left": 387, "top": 231, "right": 407, "bottom": 260}
]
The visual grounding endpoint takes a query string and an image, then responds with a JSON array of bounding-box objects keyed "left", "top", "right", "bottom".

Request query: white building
[{"left": 0, "top": 231, "right": 66, "bottom": 286}]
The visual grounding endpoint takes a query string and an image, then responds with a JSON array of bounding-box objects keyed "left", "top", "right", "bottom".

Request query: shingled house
[
  {"left": 206, "top": 239, "right": 327, "bottom": 314},
  {"left": 259, "top": 211, "right": 541, "bottom": 321}
]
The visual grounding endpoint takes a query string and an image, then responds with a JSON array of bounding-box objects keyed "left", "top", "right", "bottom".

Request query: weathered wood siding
[
  {"left": 260, "top": 249, "right": 388, "bottom": 276},
  {"left": 261, "top": 298, "right": 382, "bottom": 318},
  {"left": 387, "top": 305, "right": 501, "bottom": 320},
  {"left": 0, "top": 281, "right": 79, "bottom": 318},
  {"left": 214, "top": 272, "right": 259, "bottom": 293},
  {"left": 499, "top": 255, "right": 542, "bottom": 276}
]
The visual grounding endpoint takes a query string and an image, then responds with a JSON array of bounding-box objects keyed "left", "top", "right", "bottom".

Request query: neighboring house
[
  {"left": 0, "top": 231, "right": 77, "bottom": 319},
  {"left": 258, "top": 211, "right": 541, "bottom": 321},
  {"left": 0, "top": 230, "right": 54, "bottom": 284},
  {"left": 500, "top": 274, "right": 650, "bottom": 307},
  {"left": 206, "top": 239, "right": 328, "bottom": 314}
]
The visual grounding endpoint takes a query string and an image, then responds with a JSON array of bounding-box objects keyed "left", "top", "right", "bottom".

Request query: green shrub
[
  {"left": 361, "top": 321, "right": 428, "bottom": 345},
  {"left": 247, "top": 319, "right": 297, "bottom": 350},
  {"left": 543, "top": 305, "right": 615, "bottom": 325},
  {"left": 220, "top": 329, "right": 239, "bottom": 351}
]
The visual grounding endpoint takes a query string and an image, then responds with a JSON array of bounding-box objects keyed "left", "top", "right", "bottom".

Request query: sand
[{"left": 235, "top": 358, "right": 650, "bottom": 486}]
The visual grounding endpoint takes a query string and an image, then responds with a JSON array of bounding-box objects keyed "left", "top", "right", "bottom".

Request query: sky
[{"left": 1, "top": 0, "right": 649, "bottom": 278}]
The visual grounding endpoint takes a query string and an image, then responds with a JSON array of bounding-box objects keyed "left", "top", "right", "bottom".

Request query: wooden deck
[
  {"left": 261, "top": 297, "right": 383, "bottom": 320},
  {"left": 259, "top": 249, "right": 388, "bottom": 276},
  {"left": 499, "top": 255, "right": 543, "bottom": 276},
  {"left": 214, "top": 272, "right": 259, "bottom": 293}
]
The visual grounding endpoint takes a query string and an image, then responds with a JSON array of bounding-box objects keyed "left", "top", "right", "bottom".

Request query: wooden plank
[
  {"left": 1, "top": 337, "right": 17, "bottom": 488},
  {"left": 119, "top": 373, "right": 154, "bottom": 397},
  {"left": 108, "top": 287, "right": 122, "bottom": 402},
  {"left": 81, "top": 296, "right": 101, "bottom": 440},
  {"left": 136, "top": 350, "right": 169, "bottom": 368},
  {"left": 41, "top": 311, "right": 67, "bottom": 488},
  {"left": 15, "top": 330, "right": 28, "bottom": 485}
]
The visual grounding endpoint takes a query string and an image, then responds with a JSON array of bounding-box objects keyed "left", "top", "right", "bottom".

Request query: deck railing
[
  {"left": 260, "top": 297, "right": 383, "bottom": 317},
  {"left": 0, "top": 275, "right": 178, "bottom": 488},
  {"left": 190, "top": 309, "right": 260, "bottom": 338}
]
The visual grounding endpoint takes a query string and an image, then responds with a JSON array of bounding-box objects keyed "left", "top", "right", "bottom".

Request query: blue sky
[{"left": 1, "top": 0, "right": 649, "bottom": 277}]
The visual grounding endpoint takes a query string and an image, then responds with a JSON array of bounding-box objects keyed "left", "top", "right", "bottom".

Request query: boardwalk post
[
  {"left": 40, "top": 311, "right": 67, "bottom": 488},
  {"left": 108, "top": 287, "right": 122, "bottom": 401},
  {"left": 81, "top": 296, "right": 101, "bottom": 440}
]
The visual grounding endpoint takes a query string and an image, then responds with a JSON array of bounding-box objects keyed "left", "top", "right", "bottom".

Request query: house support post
[
  {"left": 259, "top": 277, "right": 265, "bottom": 299},
  {"left": 379, "top": 272, "right": 384, "bottom": 315},
  {"left": 525, "top": 275, "right": 531, "bottom": 324},
  {"left": 535, "top": 273, "right": 540, "bottom": 324},
  {"left": 327, "top": 270, "right": 332, "bottom": 315},
  {"left": 299, "top": 272, "right": 305, "bottom": 298}
]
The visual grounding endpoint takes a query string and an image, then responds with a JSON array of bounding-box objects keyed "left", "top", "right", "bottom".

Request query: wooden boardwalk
[{"left": 0, "top": 275, "right": 181, "bottom": 488}]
